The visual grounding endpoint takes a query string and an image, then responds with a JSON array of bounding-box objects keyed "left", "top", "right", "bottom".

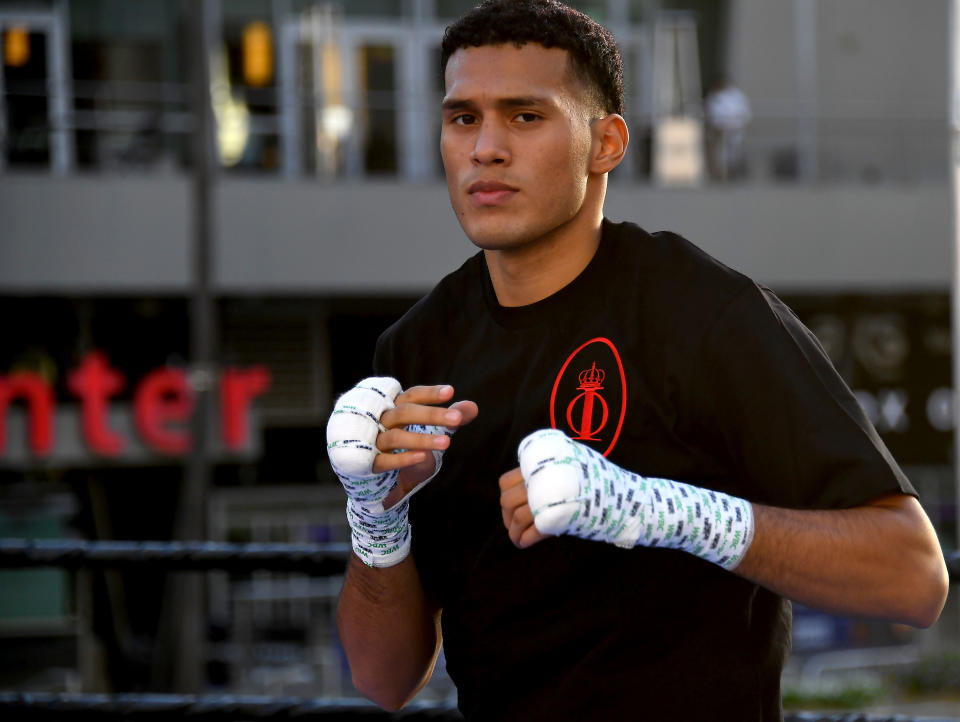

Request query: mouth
[{"left": 467, "top": 180, "right": 518, "bottom": 207}]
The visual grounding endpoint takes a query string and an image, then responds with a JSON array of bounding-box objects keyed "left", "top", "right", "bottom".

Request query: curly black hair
[{"left": 440, "top": 0, "right": 624, "bottom": 117}]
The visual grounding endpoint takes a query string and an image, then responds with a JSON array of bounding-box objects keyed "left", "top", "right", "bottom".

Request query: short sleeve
[
  {"left": 372, "top": 330, "right": 391, "bottom": 377},
  {"left": 686, "top": 282, "right": 914, "bottom": 509},
  {"left": 372, "top": 325, "right": 408, "bottom": 385}
]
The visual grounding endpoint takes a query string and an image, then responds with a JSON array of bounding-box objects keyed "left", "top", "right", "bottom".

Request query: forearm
[
  {"left": 735, "top": 494, "right": 948, "bottom": 627},
  {"left": 336, "top": 552, "right": 441, "bottom": 710},
  {"left": 326, "top": 378, "right": 478, "bottom": 708},
  {"left": 510, "top": 431, "right": 949, "bottom": 628}
]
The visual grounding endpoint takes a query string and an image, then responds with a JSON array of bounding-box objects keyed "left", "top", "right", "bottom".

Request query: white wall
[
  {"left": 0, "top": 176, "right": 950, "bottom": 295},
  {"left": 728, "top": 0, "right": 949, "bottom": 183}
]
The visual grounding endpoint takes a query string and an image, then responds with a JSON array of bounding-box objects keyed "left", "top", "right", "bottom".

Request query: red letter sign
[
  {"left": 221, "top": 366, "right": 271, "bottom": 450},
  {"left": 0, "top": 373, "right": 54, "bottom": 456},
  {"left": 134, "top": 368, "right": 194, "bottom": 454},
  {"left": 67, "top": 351, "right": 126, "bottom": 455}
]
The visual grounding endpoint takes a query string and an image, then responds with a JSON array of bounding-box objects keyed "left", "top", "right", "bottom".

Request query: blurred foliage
[
  {"left": 896, "top": 651, "right": 960, "bottom": 696},
  {"left": 782, "top": 679, "right": 884, "bottom": 711},
  {"left": 784, "top": 651, "right": 960, "bottom": 712}
]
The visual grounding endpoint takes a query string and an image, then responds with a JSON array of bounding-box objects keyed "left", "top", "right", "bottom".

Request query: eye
[
  {"left": 515, "top": 112, "right": 540, "bottom": 123},
  {"left": 451, "top": 113, "right": 477, "bottom": 126}
]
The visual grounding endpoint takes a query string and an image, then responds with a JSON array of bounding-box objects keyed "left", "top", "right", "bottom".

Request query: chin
[
  {"left": 466, "top": 230, "right": 530, "bottom": 251},
  {"left": 459, "top": 218, "right": 533, "bottom": 251}
]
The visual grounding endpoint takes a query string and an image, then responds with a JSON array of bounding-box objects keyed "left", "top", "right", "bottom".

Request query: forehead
[{"left": 443, "top": 44, "right": 576, "bottom": 102}]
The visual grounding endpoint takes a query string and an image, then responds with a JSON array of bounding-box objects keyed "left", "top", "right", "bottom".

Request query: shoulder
[
  {"left": 606, "top": 219, "right": 748, "bottom": 280},
  {"left": 603, "top": 219, "right": 754, "bottom": 319},
  {"left": 374, "top": 251, "right": 485, "bottom": 378}
]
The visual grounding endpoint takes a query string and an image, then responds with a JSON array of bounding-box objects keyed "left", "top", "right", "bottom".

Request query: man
[
  {"left": 705, "top": 75, "right": 752, "bottom": 181},
  {"left": 327, "top": 2, "right": 948, "bottom": 720}
]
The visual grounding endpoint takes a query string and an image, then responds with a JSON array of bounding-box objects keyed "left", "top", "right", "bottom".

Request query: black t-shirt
[{"left": 373, "top": 219, "right": 914, "bottom": 721}]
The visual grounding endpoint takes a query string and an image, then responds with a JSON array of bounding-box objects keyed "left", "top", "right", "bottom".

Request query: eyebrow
[{"left": 440, "top": 95, "right": 553, "bottom": 112}]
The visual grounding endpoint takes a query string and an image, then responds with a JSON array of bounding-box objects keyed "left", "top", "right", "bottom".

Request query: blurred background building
[{"left": 0, "top": 0, "right": 956, "bottom": 711}]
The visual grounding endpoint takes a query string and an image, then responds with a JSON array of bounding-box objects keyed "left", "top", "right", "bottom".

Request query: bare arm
[
  {"left": 736, "top": 493, "right": 948, "bottom": 628},
  {"left": 337, "top": 554, "right": 441, "bottom": 710},
  {"left": 501, "top": 466, "right": 949, "bottom": 627},
  {"left": 331, "top": 383, "right": 478, "bottom": 709}
]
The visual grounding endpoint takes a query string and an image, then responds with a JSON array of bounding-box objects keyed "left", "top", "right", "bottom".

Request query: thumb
[
  {"left": 382, "top": 400, "right": 478, "bottom": 510},
  {"left": 447, "top": 399, "right": 479, "bottom": 429}
]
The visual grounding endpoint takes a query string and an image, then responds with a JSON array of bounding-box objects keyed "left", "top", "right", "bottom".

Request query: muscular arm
[
  {"left": 737, "top": 493, "right": 948, "bottom": 628},
  {"left": 329, "top": 383, "right": 478, "bottom": 709},
  {"left": 337, "top": 554, "right": 441, "bottom": 710},
  {"left": 501, "top": 459, "right": 949, "bottom": 628}
]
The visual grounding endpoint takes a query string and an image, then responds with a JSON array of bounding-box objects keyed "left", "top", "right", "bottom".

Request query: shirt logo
[
  {"left": 568, "top": 362, "right": 607, "bottom": 441},
  {"left": 549, "top": 337, "right": 626, "bottom": 457}
]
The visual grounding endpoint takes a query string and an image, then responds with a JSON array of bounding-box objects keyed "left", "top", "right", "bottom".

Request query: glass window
[
  {"left": 322, "top": 0, "right": 406, "bottom": 19},
  {"left": 69, "top": 0, "right": 170, "bottom": 41},
  {"left": 220, "top": 0, "right": 274, "bottom": 24},
  {"left": 438, "top": 0, "right": 607, "bottom": 21},
  {"left": 436, "top": 1, "right": 482, "bottom": 20},
  {"left": 68, "top": 0, "right": 186, "bottom": 172},
  {"left": 3, "top": 28, "right": 50, "bottom": 167},
  {"left": 359, "top": 44, "right": 396, "bottom": 175},
  {"left": 664, "top": 0, "right": 728, "bottom": 92},
  {"left": 220, "top": 15, "right": 280, "bottom": 173}
]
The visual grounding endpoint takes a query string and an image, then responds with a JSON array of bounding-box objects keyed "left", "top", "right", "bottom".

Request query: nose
[{"left": 470, "top": 121, "right": 510, "bottom": 165}]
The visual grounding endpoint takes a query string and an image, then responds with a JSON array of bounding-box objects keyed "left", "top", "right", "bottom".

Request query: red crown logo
[{"left": 577, "top": 362, "right": 605, "bottom": 389}]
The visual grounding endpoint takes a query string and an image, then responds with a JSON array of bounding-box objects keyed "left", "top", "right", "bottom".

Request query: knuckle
[
  {"left": 390, "top": 403, "right": 413, "bottom": 420},
  {"left": 429, "top": 407, "right": 451, "bottom": 424},
  {"left": 405, "top": 426, "right": 433, "bottom": 445},
  {"left": 377, "top": 428, "right": 399, "bottom": 447},
  {"left": 327, "top": 377, "right": 405, "bottom": 478}
]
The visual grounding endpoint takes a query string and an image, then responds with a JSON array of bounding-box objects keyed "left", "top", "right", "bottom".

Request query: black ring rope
[
  {"left": 0, "top": 539, "right": 350, "bottom": 574},
  {"left": 0, "top": 539, "right": 956, "bottom": 581},
  {"left": 786, "top": 716, "right": 949, "bottom": 722},
  {"left": 0, "top": 693, "right": 462, "bottom": 720},
  {"left": 786, "top": 716, "right": 951, "bottom": 722},
  {"left": 0, "top": 694, "right": 947, "bottom": 721},
  {"left": 0, "top": 543, "right": 956, "bottom": 721}
]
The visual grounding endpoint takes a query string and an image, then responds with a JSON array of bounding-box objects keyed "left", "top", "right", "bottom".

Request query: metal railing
[
  {"left": 1, "top": 692, "right": 954, "bottom": 721},
  {"left": 0, "top": 539, "right": 957, "bottom": 721}
]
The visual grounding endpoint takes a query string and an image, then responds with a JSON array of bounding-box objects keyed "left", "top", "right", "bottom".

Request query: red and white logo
[{"left": 549, "top": 337, "right": 626, "bottom": 457}]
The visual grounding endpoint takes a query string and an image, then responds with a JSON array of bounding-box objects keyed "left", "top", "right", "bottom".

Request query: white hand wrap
[
  {"left": 326, "top": 377, "right": 450, "bottom": 568},
  {"left": 518, "top": 428, "right": 755, "bottom": 570}
]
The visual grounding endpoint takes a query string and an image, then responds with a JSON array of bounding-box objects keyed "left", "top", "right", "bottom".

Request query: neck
[{"left": 485, "top": 203, "right": 604, "bottom": 309}]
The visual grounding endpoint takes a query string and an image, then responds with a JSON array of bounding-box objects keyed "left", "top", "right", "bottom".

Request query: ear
[{"left": 589, "top": 114, "right": 629, "bottom": 174}]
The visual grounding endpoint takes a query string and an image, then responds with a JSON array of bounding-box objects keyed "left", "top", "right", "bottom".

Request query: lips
[{"left": 467, "top": 180, "right": 518, "bottom": 206}]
